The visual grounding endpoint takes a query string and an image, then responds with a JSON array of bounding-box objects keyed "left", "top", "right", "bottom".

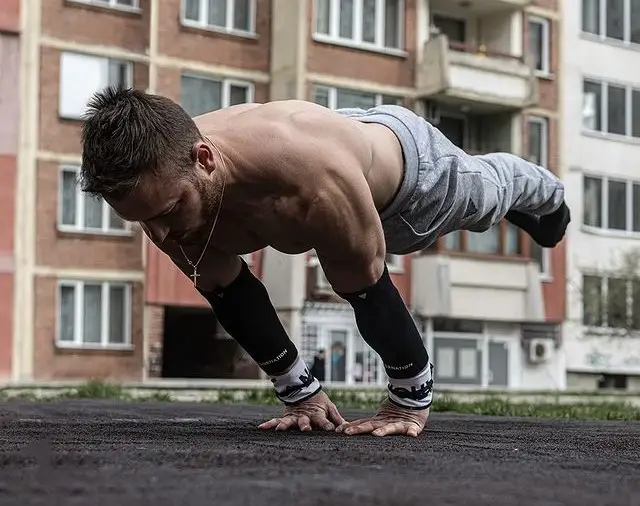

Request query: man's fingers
[
  {"left": 371, "top": 422, "right": 409, "bottom": 437},
  {"left": 275, "top": 416, "right": 298, "bottom": 431},
  {"left": 258, "top": 418, "right": 281, "bottom": 430},
  {"left": 297, "top": 415, "right": 312, "bottom": 432},
  {"left": 328, "top": 405, "right": 347, "bottom": 427},
  {"left": 407, "top": 425, "right": 420, "bottom": 438},
  {"left": 310, "top": 414, "right": 335, "bottom": 431},
  {"left": 335, "top": 417, "right": 367, "bottom": 433},
  {"left": 344, "top": 420, "right": 381, "bottom": 435}
]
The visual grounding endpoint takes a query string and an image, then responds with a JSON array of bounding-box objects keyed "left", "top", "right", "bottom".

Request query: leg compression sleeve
[
  {"left": 336, "top": 263, "right": 434, "bottom": 410},
  {"left": 198, "top": 259, "right": 321, "bottom": 405}
]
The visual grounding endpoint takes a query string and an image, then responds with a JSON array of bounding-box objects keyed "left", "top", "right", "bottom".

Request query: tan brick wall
[
  {"left": 35, "top": 161, "right": 144, "bottom": 271},
  {"left": 157, "top": 0, "right": 271, "bottom": 72},
  {"left": 42, "top": 0, "right": 149, "bottom": 52},
  {"left": 39, "top": 46, "right": 149, "bottom": 155},
  {"left": 306, "top": 0, "right": 416, "bottom": 88},
  {"left": 33, "top": 276, "right": 145, "bottom": 380}
]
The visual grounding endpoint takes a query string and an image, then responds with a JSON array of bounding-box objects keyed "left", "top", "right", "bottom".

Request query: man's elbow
[{"left": 321, "top": 252, "right": 386, "bottom": 295}]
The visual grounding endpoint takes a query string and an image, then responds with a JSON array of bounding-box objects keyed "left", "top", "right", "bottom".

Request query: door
[
  {"left": 437, "top": 115, "right": 466, "bottom": 149},
  {"left": 488, "top": 340, "right": 509, "bottom": 387},
  {"left": 328, "top": 328, "right": 348, "bottom": 382}
]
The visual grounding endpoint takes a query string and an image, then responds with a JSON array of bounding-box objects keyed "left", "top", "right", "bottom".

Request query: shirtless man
[{"left": 79, "top": 87, "right": 570, "bottom": 438}]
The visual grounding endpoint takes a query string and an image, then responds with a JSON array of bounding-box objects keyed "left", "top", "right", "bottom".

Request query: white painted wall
[{"left": 561, "top": 0, "right": 640, "bottom": 376}]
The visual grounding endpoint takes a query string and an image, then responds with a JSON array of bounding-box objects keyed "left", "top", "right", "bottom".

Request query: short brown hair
[{"left": 80, "top": 86, "right": 201, "bottom": 199}]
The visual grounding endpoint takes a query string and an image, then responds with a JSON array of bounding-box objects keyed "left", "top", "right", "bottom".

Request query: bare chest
[{"left": 215, "top": 194, "right": 315, "bottom": 255}]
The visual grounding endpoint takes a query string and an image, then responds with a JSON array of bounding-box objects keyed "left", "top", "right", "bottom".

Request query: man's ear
[{"left": 192, "top": 141, "right": 215, "bottom": 174}]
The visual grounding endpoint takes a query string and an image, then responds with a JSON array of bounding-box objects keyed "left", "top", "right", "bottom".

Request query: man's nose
[{"left": 145, "top": 221, "right": 169, "bottom": 243}]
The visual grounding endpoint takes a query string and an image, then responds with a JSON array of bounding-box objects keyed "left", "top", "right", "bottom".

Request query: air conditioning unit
[
  {"left": 315, "top": 265, "right": 332, "bottom": 293},
  {"left": 527, "top": 338, "right": 554, "bottom": 364}
]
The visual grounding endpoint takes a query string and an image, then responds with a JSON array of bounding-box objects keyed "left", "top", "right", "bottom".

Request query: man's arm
[
  {"left": 144, "top": 232, "right": 321, "bottom": 405},
  {"left": 305, "top": 168, "right": 434, "bottom": 411}
]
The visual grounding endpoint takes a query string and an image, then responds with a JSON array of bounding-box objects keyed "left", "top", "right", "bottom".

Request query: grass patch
[{"left": 2, "top": 382, "right": 639, "bottom": 422}]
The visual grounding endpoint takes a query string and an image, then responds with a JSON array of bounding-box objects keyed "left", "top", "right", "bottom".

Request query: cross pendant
[{"left": 190, "top": 267, "right": 200, "bottom": 288}]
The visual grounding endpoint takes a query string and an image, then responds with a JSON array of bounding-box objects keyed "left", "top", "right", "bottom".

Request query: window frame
[
  {"left": 528, "top": 16, "right": 551, "bottom": 77},
  {"left": 312, "top": 0, "right": 405, "bottom": 54},
  {"left": 68, "top": 0, "right": 140, "bottom": 11},
  {"left": 527, "top": 115, "right": 549, "bottom": 168},
  {"left": 180, "top": 0, "right": 257, "bottom": 36},
  {"left": 581, "top": 274, "right": 640, "bottom": 332},
  {"left": 180, "top": 73, "right": 254, "bottom": 116},
  {"left": 57, "top": 165, "right": 133, "bottom": 236},
  {"left": 311, "top": 84, "right": 403, "bottom": 110},
  {"left": 582, "top": 77, "right": 640, "bottom": 140},
  {"left": 581, "top": 173, "right": 640, "bottom": 236},
  {"left": 59, "top": 52, "right": 133, "bottom": 121},
  {"left": 56, "top": 280, "right": 133, "bottom": 349},
  {"left": 581, "top": 0, "right": 640, "bottom": 46}
]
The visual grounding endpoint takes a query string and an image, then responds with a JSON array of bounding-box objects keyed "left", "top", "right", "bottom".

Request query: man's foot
[{"left": 505, "top": 202, "right": 571, "bottom": 248}]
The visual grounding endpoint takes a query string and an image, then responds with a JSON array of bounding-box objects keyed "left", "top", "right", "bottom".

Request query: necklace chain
[{"left": 179, "top": 139, "right": 227, "bottom": 288}]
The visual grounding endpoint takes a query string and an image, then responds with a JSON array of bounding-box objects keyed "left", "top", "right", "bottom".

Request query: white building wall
[{"left": 561, "top": 0, "right": 640, "bottom": 383}]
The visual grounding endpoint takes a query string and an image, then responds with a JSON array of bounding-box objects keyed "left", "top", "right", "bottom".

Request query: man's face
[{"left": 107, "top": 164, "right": 217, "bottom": 246}]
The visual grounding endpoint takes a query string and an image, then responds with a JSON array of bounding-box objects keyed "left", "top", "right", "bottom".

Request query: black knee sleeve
[
  {"left": 336, "top": 263, "right": 434, "bottom": 409},
  {"left": 198, "top": 259, "right": 321, "bottom": 405}
]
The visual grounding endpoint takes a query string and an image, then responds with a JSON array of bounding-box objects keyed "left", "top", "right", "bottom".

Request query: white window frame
[
  {"left": 582, "top": 173, "right": 640, "bottom": 236},
  {"left": 527, "top": 115, "right": 549, "bottom": 168},
  {"left": 56, "top": 280, "right": 133, "bottom": 349},
  {"left": 312, "top": 84, "right": 402, "bottom": 110},
  {"left": 68, "top": 0, "right": 140, "bottom": 12},
  {"left": 181, "top": 73, "right": 254, "bottom": 111},
  {"left": 58, "top": 165, "right": 133, "bottom": 236},
  {"left": 582, "top": 274, "right": 640, "bottom": 333},
  {"left": 529, "top": 16, "right": 551, "bottom": 77},
  {"left": 583, "top": 77, "right": 640, "bottom": 140},
  {"left": 180, "top": 0, "right": 257, "bottom": 36},
  {"left": 581, "top": 0, "right": 640, "bottom": 46},
  {"left": 59, "top": 52, "right": 133, "bottom": 120},
  {"left": 313, "top": 0, "right": 405, "bottom": 53}
]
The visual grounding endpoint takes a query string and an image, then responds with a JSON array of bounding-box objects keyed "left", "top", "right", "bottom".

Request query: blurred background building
[{"left": 1, "top": 0, "right": 636, "bottom": 393}]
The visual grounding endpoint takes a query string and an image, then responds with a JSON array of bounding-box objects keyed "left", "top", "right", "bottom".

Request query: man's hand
[
  {"left": 335, "top": 398, "right": 429, "bottom": 437},
  {"left": 258, "top": 390, "right": 346, "bottom": 432}
]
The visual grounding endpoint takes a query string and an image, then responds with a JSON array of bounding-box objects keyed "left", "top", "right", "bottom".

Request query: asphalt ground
[{"left": 0, "top": 400, "right": 639, "bottom": 505}]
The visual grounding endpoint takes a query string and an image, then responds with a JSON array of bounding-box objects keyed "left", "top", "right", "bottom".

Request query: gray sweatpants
[{"left": 335, "top": 105, "right": 565, "bottom": 255}]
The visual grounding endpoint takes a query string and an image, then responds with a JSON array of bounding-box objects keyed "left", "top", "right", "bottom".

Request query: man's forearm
[{"left": 197, "top": 258, "right": 321, "bottom": 405}]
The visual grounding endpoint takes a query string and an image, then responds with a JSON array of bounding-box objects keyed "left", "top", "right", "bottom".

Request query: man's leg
[{"left": 468, "top": 151, "right": 570, "bottom": 247}]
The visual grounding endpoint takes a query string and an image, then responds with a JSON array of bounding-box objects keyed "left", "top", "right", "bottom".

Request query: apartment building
[
  {"left": 0, "top": 0, "right": 20, "bottom": 380},
  {"left": 562, "top": 0, "right": 640, "bottom": 391},
  {"left": 7, "top": 0, "right": 565, "bottom": 391}
]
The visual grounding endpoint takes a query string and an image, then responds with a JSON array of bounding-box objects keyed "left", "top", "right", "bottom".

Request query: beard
[{"left": 180, "top": 175, "right": 223, "bottom": 246}]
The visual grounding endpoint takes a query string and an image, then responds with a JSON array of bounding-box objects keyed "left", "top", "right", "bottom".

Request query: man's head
[{"left": 80, "top": 86, "right": 223, "bottom": 245}]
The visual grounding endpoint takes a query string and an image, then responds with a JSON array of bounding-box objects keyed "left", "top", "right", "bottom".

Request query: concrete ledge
[{"left": 1, "top": 380, "right": 639, "bottom": 407}]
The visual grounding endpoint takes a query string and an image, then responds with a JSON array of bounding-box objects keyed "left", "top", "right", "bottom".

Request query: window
[
  {"left": 314, "top": 0, "right": 404, "bottom": 51},
  {"left": 582, "top": 78, "right": 640, "bottom": 139},
  {"left": 527, "top": 116, "right": 549, "bottom": 168},
  {"left": 59, "top": 52, "right": 132, "bottom": 120},
  {"left": 180, "top": 74, "right": 252, "bottom": 117},
  {"left": 582, "top": 174, "right": 640, "bottom": 233},
  {"left": 528, "top": 16, "right": 551, "bottom": 76},
  {"left": 582, "top": 274, "right": 640, "bottom": 330},
  {"left": 432, "top": 15, "right": 466, "bottom": 44},
  {"left": 70, "top": 0, "right": 138, "bottom": 9},
  {"left": 312, "top": 85, "right": 402, "bottom": 110},
  {"left": 57, "top": 281, "right": 132, "bottom": 348},
  {"left": 440, "top": 222, "right": 523, "bottom": 257},
  {"left": 582, "top": 0, "right": 640, "bottom": 45},
  {"left": 182, "top": 0, "right": 254, "bottom": 34},
  {"left": 59, "top": 166, "right": 130, "bottom": 235}
]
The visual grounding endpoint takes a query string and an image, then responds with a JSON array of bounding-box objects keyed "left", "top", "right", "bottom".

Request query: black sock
[
  {"left": 506, "top": 201, "right": 571, "bottom": 248},
  {"left": 198, "top": 259, "right": 321, "bottom": 405},
  {"left": 336, "top": 263, "right": 434, "bottom": 409}
]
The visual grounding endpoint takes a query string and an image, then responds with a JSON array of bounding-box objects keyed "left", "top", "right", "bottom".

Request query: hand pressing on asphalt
[
  {"left": 336, "top": 398, "right": 429, "bottom": 437},
  {"left": 258, "top": 390, "right": 346, "bottom": 432}
]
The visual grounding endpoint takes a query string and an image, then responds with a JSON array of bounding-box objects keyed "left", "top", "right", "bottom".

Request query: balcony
[
  {"left": 410, "top": 254, "right": 545, "bottom": 322},
  {"left": 416, "top": 35, "right": 538, "bottom": 112},
  {"left": 429, "top": 0, "right": 533, "bottom": 14}
]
